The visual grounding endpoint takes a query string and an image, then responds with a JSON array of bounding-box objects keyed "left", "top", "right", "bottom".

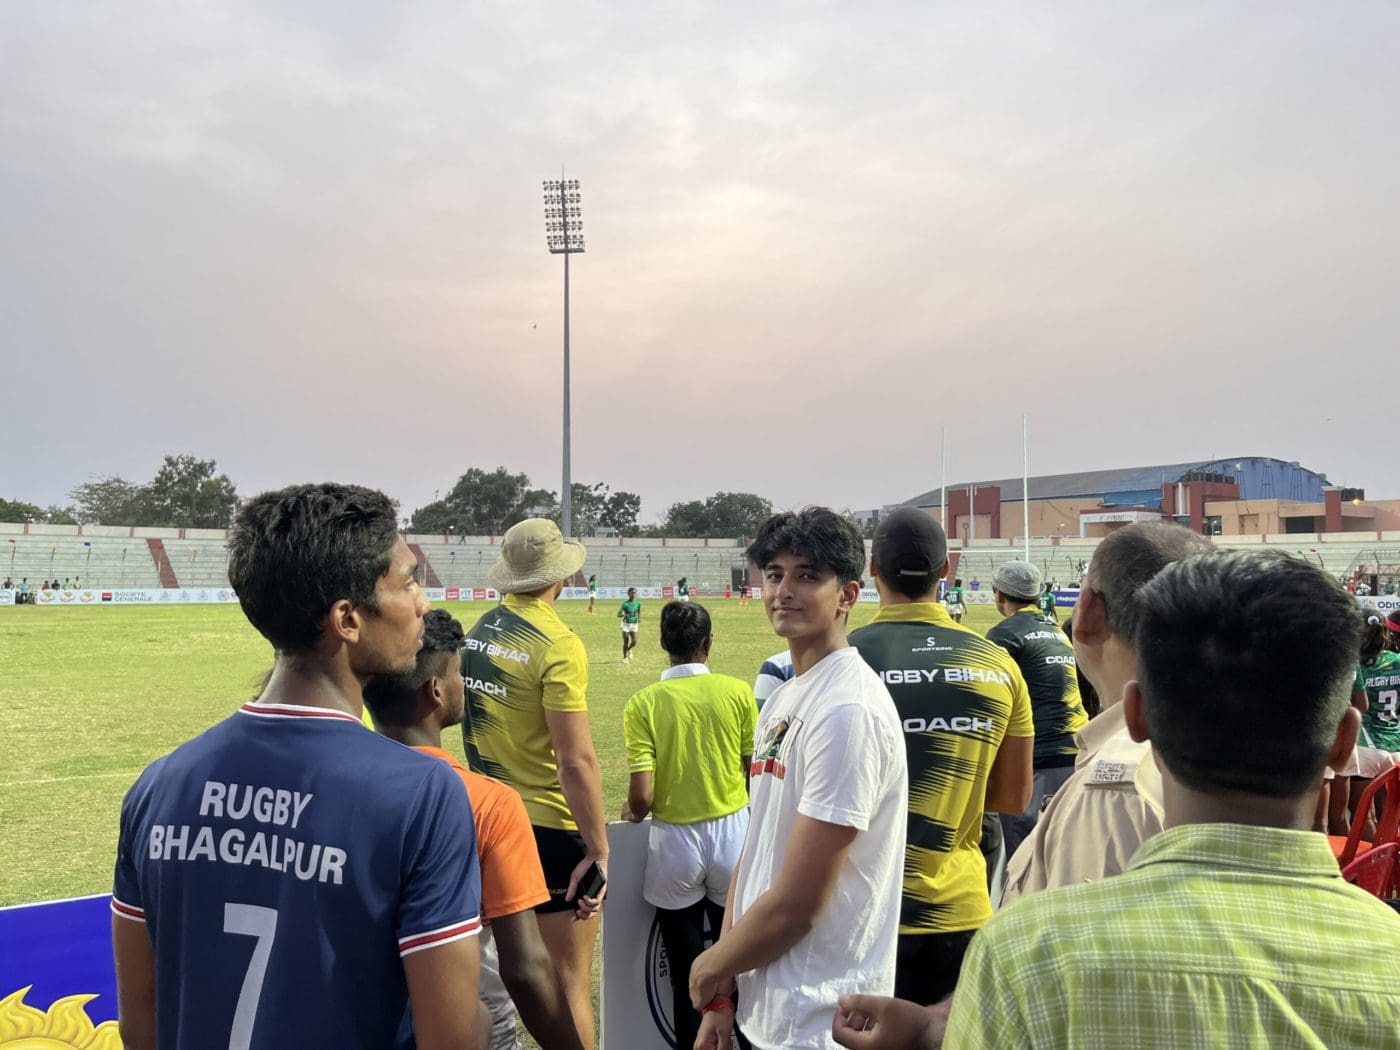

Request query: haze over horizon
[{"left": 4, "top": 2, "right": 1396, "bottom": 524}]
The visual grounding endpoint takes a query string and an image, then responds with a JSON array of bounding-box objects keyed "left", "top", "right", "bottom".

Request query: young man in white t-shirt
[{"left": 688, "top": 507, "right": 907, "bottom": 1049}]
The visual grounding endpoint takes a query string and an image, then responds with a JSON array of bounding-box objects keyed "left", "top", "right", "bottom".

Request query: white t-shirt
[{"left": 733, "top": 646, "right": 908, "bottom": 1049}]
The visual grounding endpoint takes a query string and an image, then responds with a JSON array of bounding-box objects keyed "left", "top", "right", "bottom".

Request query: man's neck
[
  {"left": 258, "top": 656, "right": 366, "bottom": 717},
  {"left": 377, "top": 723, "right": 444, "bottom": 750},
  {"left": 1162, "top": 774, "right": 1318, "bottom": 833},
  {"left": 788, "top": 626, "right": 848, "bottom": 676}
]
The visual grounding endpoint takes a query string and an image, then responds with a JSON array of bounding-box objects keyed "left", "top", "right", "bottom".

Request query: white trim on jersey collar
[
  {"left": 661, "top": 663, "right": 710, "bottom": 681},
  {"left": 238, "top": 701, "right": 362, "bottom": 725}
]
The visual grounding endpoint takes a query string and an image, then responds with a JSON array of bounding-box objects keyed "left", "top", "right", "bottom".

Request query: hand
[
  {"left": 688, "top": 946, "right": 732, "bottom": 1011},
  {"left": 693, "top": 1003, "right": 734, "bottom": 1050},
  {"left": 832, "top": 994, "right": 950, "bottom": 1050},
  {"left": 565, "top": 855, "right": 607, "bottom": 921},
  {"left": 621, "top": 803, "right": 643, "bottom": 823}
]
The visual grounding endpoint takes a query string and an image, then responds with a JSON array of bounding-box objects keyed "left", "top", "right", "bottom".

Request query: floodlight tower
[{"left": 542, "top": 175, "right": 585, "bottom": 537}]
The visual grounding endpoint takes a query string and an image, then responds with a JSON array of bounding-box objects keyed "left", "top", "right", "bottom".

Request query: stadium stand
[{"left": 2, "top": 526, "right": 1397, "bottom": 594}]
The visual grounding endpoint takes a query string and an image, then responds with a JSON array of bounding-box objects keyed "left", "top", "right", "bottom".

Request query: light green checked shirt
[{"left": 946, "top": 823, "right": 1400, "bottom": 1049}]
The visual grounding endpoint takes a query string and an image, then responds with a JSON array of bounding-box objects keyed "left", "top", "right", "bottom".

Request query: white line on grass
[{"left": 0, "top": 770, "right": 138, "bottom": 788}]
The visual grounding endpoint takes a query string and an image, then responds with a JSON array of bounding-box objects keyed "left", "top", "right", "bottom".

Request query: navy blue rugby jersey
[{"left": 113, "top": 701, "right": 481, "bottom": 1050}]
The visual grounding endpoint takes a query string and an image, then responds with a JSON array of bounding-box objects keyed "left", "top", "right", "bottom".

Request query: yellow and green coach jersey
[
  {"left": 850, "top": 602, "right": 1034, "bottom": 935},
  {"left": 985, "top": 609, "right": 1087, "bottom": 763},
  {"left": 460, "top": 593, "right": 589, "bottom": 831}
]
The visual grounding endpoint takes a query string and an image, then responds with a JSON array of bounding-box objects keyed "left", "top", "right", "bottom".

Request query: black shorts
[{"left": 533, "top": 825, "right": 588, "bottom": 914}]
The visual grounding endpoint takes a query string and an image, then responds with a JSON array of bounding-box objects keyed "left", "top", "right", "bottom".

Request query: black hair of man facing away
[
  {"left": 365, "top": 610, "right": 583, "bottom": 1050},
  {"left": 112, "top": 484, "right": 487, "bottom": 1050},
  {"left": 688, "top": 508, "right": 908, "bottom": 1050}
]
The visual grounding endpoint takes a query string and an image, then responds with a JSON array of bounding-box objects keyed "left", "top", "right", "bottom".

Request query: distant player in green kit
[
  {"left": 677, "top": 577, "right": 691, "bottom": 603},
  {"left": 945, "top": 578, "right": 966, "bottom": 623},
  {"left": 1036, "top": 583, "right": 1059, "bottom": 622},
  {"left": 587, "top": 574, "right": 598, "bottom": 614},
  {"left": 618, "top": 587, "right": 642, "bottom": 663}
]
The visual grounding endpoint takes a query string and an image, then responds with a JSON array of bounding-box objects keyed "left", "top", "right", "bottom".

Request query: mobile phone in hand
[{"left": 578, "top": 861, "right": 606, "bottom": 899}]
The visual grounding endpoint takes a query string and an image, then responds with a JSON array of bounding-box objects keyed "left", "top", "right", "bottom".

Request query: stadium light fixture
[{"left": 542, "top": 174, "right": 586, "bottom": 537}]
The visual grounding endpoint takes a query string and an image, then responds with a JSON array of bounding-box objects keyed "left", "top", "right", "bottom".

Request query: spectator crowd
[{"left": 106, "top": 483, "right": 1400, "bottom": 1050}]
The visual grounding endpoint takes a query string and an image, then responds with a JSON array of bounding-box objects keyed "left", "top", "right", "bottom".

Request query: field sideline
[{"left": 0, "top": 597, "right": 1010, "bottom": 908}]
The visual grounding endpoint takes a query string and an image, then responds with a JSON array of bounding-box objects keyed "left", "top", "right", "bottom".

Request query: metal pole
[
  {"left": 561, "top": 241, "right": 572, "bottom": 537},
  {"left": 1023, "top": 414, "right": 1031, "bottom": 563},
  {"left": 968, "top": 485, "right": 976, "bottom": 544},
  {"left": 940, "top": 427, "right": 947, "bottom": 531}
]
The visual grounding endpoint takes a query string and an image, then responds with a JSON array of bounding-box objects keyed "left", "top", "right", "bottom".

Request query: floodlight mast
[{"left": 542, "top": 175, "right": 585, "bottom": 538}]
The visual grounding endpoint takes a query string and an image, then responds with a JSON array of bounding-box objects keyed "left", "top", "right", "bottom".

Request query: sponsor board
[
  {"left": 10, "top": 588, "right": 242, "bottom": 606},
  {"left": 601, "top": 819, "right": 741, "bottom": 1049},
  {"left": 1361, "top": 595, "right": 1400, "bottom": 613},
  {"left": 563, "top": 586, "right": 665, "bottom": 600}
]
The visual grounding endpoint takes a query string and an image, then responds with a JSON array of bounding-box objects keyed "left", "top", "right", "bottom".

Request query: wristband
[{"left": 701, "top": 997, "right": 735, "bottom": 1015}]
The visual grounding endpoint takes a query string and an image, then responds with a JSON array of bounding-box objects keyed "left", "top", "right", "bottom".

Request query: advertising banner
[
  {"left": 19, "top": 588, "right": 241, "bottom": 606},
  {"left": 0, "top": 894, "right": 119, "bottom": 1040},
  {"left": 1361, "top": 595, "right": 1400, "bottom": 614},
  {"left": 600, "top": 820, "right": 742, "bottom": 1049}
]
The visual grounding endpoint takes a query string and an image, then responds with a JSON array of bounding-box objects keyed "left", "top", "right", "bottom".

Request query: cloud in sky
[{"left": 3, "top": 2, "right": 1397, "bottom": 522}]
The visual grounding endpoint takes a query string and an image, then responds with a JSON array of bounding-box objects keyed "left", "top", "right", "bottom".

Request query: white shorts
[
  {"left": 643, "top": 809, "right": 749, "bottom": 910},
  {"left": 947, "top": 604, "right": 965, "bottom": 616},
  {"left": 677, "top": 594, "right": 690, "bottom": 602},
  {"left": 1356, "top": 747, "right": 1400, "bottom": 780},
  {"left": 621, "top": 622, "right": 639, "bottom": 634},
  {"left": 477, "top": 926, "right": 519, "bottom": 1050}
]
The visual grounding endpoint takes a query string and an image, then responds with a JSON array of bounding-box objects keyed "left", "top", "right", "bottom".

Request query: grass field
[{"left": 0, "top": 596, "right": 1008, "bottom": 908}]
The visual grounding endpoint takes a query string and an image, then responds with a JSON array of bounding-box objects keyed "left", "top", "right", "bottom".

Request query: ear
[
  {"left": 1123, "top": 680, "right": 1151, "bottom": 743},
  {"left": 838, "top": 579, "right": 861, "bottom": 615},
  {"left": 326, "top": 598, "right": 362, "bottom": 646},
  {"left": 1325, "top": 706, "right": 1362, "bottom": 774},
  {"left": 424, "top": 677, "right": 446, "bottom": 720},
  {"left": 1073, "top": 583, "right": 1109, "bottom": 645}
]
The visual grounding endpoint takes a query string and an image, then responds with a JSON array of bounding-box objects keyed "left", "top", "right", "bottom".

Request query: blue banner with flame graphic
[{"left": 0, "top": 894, "right": 119, "bottom": 1046}]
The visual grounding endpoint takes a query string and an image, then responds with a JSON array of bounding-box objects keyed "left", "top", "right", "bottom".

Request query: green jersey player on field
[{"left": 944, "top": 579, "right": 966, "bottom": 623}]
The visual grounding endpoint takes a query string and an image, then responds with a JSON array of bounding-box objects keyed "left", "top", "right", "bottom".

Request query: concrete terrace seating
[{"left": 0, "top": 534, "right": 161, "bottom": 589}]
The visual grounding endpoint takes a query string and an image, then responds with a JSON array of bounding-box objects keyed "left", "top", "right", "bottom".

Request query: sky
[{"left": 3, "top": 2, "right": 1397, "bottom": 525}]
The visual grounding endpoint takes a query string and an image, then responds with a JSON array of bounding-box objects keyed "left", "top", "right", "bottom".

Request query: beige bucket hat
[{"left": 487, "top": 518, "right": 587, "bottom": 593}]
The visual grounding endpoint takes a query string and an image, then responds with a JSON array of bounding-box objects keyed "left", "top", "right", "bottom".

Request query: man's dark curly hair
[{"left": 746, "top": 507, "right": 865, "bottom": 586}]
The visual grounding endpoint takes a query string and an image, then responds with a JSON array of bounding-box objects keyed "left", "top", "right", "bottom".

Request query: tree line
[
  {"left": 1, "top": 455, "right": 239, "bottom": 529},
  {"left": 406, "top": 467, "right": 775, "bottom": 538},
  {"left": 2, "top": 460, "right": 781, "bottom": 538}
]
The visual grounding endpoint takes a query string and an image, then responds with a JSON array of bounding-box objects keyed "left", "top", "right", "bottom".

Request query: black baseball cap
[{"left": 872, "top": 508, "right": 948, "bottom": 580}]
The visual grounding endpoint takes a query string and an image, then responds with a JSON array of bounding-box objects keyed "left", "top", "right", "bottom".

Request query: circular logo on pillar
[{"left": 644, "top": 914, "right": 676, "bottom": 1047}]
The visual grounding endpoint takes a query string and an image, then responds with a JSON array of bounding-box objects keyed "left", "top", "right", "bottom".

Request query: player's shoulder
[{"left": 462, "top": 767, "right": 526, "bottom": 821}]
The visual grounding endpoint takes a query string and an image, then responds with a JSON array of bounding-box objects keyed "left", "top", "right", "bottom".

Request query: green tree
[
  {"left": 599, "top": 489, "right": 642, "bottom": 534},
  {"left": 43, "top": 505, "right": 79, "bottom": 525},
  {"left": 565, "top": 482, "right": 642, "bottom": 535},
  {"left": 409, "top": 467, "right": 557, "bottom": 535},
  {"left": 0, "top": 498, "right": 45, "bottom": 523},
  {"left": 659, "top": 499, "right": 711, "bottom": 537},
  {"left": 702, "top": 492, "right": 773, "bottom": 536},
  {"left": 144, "top": 456, "right": 240, "bottom": 528},
  {"left": 68, "top": 477, "right": 150, "bottom": 525},
  {"left": 661, "top": 492, "right": 772, "bottom": 537}
]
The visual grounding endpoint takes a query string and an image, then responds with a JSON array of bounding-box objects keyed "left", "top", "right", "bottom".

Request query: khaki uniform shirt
[{"left": 1001, "top": 703, "right": 1164, "bottom": 903}]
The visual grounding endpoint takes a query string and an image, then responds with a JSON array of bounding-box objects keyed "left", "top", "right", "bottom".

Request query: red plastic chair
[
  {"left": 1330, "top": 762, "right": 1400, "bottom": 866},
  {"left": 1341, "top": 842, "right": 1400, "bottom": 901}
]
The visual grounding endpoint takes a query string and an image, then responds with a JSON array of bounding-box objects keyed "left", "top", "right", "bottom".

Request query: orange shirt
[{"left": 415, "top": 745, "right": 550, "bottom": 921}]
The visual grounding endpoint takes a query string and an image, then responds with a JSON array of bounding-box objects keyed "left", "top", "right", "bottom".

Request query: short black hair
[
  {"left": 1135, "top": 549, "right": 1362, "bottom": 799},
  {"left": 228, "top": 483, "right": 402, "bottom": 653},
  {"left": 746, "top": 507, "right": 865, "bottom": 586},
  {"left": 1089, "top": 522, "right": 1212, "bottom": 643},
  {"left": 362, "top": 609, "right": 464, "bottom": 728},
  {"left": 660, "top": 600, "right": 711, "bottom": 659}
]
